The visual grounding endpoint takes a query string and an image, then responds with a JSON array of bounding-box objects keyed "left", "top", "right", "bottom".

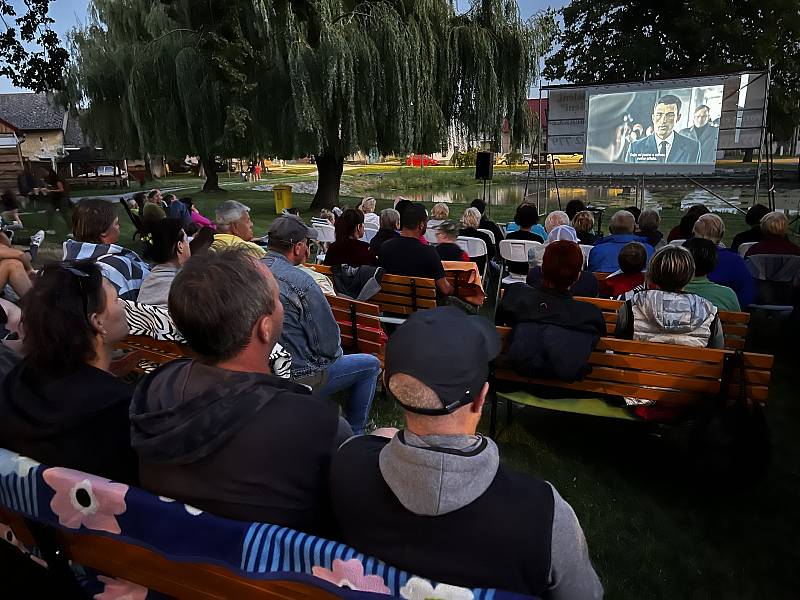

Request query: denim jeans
[{"left": 319, "top": 353, "right": 381, "bottom": 435}]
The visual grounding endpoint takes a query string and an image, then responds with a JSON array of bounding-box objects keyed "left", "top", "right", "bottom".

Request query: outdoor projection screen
[{"left": 545, "top": 73, "right": 767, "bottom": 176}]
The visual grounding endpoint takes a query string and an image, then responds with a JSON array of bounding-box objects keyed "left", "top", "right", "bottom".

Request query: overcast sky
[{"left": 0, "top": 0, "right": 565, "bottom": 93}]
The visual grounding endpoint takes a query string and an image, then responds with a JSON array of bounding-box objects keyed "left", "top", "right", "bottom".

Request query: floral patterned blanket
[{"left": 0, "top": 448, "right": 536, "bottom": 600}]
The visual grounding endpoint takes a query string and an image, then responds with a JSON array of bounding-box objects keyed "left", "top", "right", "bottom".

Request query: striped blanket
[{"left": 63, "top": 239, "right": 151, "bottom": 301}]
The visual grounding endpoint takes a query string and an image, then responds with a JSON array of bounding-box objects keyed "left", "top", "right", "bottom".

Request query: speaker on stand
[{"left": 475, "top": 151, "right": 494, "bottom": 208}]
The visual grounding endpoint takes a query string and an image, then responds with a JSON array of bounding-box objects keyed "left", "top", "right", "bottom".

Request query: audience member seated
[
  {"left": 0, "top": 230, "right": 40, "bottom": 299},
  {"left": 264, "top": 215, "right": 380, "bottom": 434},
  {"left": 0, "top": 261, "right": 136, "bottom": 483},
  {"left": 506, "top": 203, "right": 545, "bottom": 276},
  {"left": 731, "top": 203, "right": 770, "bottom": 251},
  {"left": 498, "top": 242, "right": 606, "bottom": 381},
  {"left": 138, "top": 219, "right": 191, "bottom": 305},
  {"left": 319, "top": 209, "right": 336, "bottom": 225},
  {"left": 434, "top": 220, "right": 469, "bottom": 262},
  {"left": 623, "top": 205, "right": 641, "bottom": 223},
  {"left": 564, "top": 199, "right": 587, "bottom": 222},
  {"left": 636, "top": 209, "right": 666, "bottom": 250},
  {"left": 330, "top": 306, "right": 603, "bottom": 598},
  {"left": 615, "top": 245, "right": 723, "bottom": 348},
  {"left": 573, "top": 210, "right": 600, "bottom": 245},
  {"left": 683, "top": 238, "right": 741, "bottom": 311},
  {"left": 459, "top": 207, "right": 495, "bottom": 272},
  {"left": 745, "top": 210, "right": 800, "bottom": 257},
  {"left": 130, "top": 249, "right": 341, "bottom": 531},
  {"left": 544, "top": 210, "right": 570, "bottom": 234},
  {"left": 141, "top": 189, "right": 167, "bottom": 230},
  {"left": 598, "top": 242, "right": 647, "bottom": 299},
  {"left": 427, "top": 202, "right": 449, "bottom": 230},
  {"left": 527, "top": 226, "right": 599, "bottom": 297},
  {"left": 180, "top": 196, "right": 216, "bottom": 230},
  {"left": 394, "top": 199, "right": 428, "bottom": 245},
  {"left": 379, "top": 203, "right": 453, "bottom": 296},
  {"left": 369, "top": 208, "right": 400, "bottom": 257},
  {"left": 504, "top": 202, "right": 547, "bottom": 239},
  {"left": 64, "top": 198, "right": 151, "bottom": 300},
  {"left": 358, "top": 196, "right": 380, "bottom": 228},
  {"left": 164, "top": 193, "right": 192, "bottom": 228},
  {"left": 323, "top": 208, "right": 375, "bottom": 267},
  {"left": 211, "top": 200, "right": 265, "bottom": 257},
  {"left": 667, "top": 204, "right": 709, "bottom": 242},
  {"left": 470, "top": 198, "right": 504, "bottom": 249},
  {"left": 692, "top": 213, "right": 754, "bottom": 307},
  {"left": 587, "top": 210, "right": 654, "bottom": 273}
]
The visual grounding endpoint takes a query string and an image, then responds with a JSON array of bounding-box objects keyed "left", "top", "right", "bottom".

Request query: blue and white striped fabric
[
  {"left": 63, "top": 239, "right": 150, "bottom": 301},
  {"left": 0, "top": 447, "right": 534, "bottom": 600}
]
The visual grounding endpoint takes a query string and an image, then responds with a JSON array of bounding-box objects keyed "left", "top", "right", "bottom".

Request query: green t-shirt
[{"left": 684, "top": 277, "right": 741, "bottom": 312}]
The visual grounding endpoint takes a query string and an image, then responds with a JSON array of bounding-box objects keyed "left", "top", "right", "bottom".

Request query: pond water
[{"left": 369, "top": 182, "right": 800, "bottom": 215}]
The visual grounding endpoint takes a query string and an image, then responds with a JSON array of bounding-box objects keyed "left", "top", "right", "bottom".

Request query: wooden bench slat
[
  {"left": 595, "top": 338, "right": 729, "bottom": 361},
  {"left": 325, "top": 295, "right": 380, "bottom": 316},
  {"left": 718, "top": 310, "right": 751, "bottom": 324},
  {"left": 379, "top": 273, "right": 436, "bottom": 287},
  {"left": 371, "top": 292, "right": 437, "bottom": 309},
  {"left": 589, "top": 352, "right": 723, "bottom": 378},
  {"left": 586, "top": 367, "right": 721, "bottom": 393},
  {"left": 378, "top": 283, "right": 438, "bottom": 298}
]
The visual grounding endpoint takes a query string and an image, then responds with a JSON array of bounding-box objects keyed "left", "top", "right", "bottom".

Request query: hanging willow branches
[{"left": 62, "top": 0, "right": 557, "bottom": 200}]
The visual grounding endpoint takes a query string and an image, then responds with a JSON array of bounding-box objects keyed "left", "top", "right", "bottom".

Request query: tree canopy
[
  {"left": 545, "top": 0, "right": 800, "bottom": 139},
  {"left": 0, "top": 0, "right": 67, "bottom": 92},
  {"left": 63, "top": 0, "right": 556, "bottom": 204}
]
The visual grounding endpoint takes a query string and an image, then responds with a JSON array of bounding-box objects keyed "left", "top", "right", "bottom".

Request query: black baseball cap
[{"left": 385, "top": 307, "right": 501, "bottom": 415}]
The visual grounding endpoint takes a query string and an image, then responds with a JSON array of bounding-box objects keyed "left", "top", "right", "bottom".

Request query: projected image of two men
[{"left": 585, "top": 85, "right": 723, "bottom": 168}]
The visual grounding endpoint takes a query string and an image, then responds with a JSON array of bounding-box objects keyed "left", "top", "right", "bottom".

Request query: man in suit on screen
[
  {"left": 680, "top": 104, "right": 719, "bottom": 163},
  {"left": 625, "top": 94, "right": 701, "bottom": 164}
]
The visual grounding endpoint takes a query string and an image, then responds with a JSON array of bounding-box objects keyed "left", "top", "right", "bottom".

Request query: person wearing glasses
[
  {"left": 0, "top": 261, "right": 137, "bottom": 484},
  {"left": 625, "top": 94, "right": 701, "bottom": 164}
]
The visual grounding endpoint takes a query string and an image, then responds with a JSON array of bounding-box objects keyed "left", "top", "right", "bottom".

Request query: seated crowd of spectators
[{"left": 0, "top": 189, "right": 797, "bottom": 598}]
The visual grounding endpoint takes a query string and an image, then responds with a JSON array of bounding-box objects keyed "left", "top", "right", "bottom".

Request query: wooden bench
[
  {"left": 305, "top": 264, "right": 437, "bottom": 317},
  {"left": 489, "top": 326, "right": 773, "bottom": 436},
  {"left": 0, "top": 508, "right": 337, "bottom": 600},
  {"left": 573, "top": 296, "right": 751, "bottom": 351},
  {"left": 112, "top": 335, "right": 193, "bottom": 376},
  {"left": 325, "top": 295, "right": 387, "bottom": 366}
]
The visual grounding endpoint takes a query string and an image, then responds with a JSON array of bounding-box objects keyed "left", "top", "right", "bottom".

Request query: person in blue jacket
[{"left": 587, "top": 210, "right": 654, "bottom": 273}]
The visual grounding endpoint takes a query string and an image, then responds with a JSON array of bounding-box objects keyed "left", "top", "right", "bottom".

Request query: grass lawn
[{"left": 24, "top": 170, "right": 800, "bottom": 598}]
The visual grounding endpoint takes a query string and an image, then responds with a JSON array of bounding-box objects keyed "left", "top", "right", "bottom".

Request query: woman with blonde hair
[
  {"left": 458, "top": 207, "right": 495, "bottom": 271},
  {"left": 358, "top": 196, "right": 380, "bottom": 228},
  {"left": 572, "top": 210, "right": 599, "bottom": 245},
  {"left": 427, "top": 202, "right": 449, "bottom": 229}
]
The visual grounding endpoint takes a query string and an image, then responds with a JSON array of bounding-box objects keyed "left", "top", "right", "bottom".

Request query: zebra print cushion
[{"left": 123, "top": 301, "right": 292, "bottom": 378}]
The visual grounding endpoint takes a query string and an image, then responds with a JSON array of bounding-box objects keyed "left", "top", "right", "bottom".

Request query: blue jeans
[{"left": 319, "top": 353, "right": 381, "bottom": 435}]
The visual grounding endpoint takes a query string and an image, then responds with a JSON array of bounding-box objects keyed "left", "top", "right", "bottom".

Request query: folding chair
[
  {"left": 738, "top": 242, "right": 757, "bottom": 258},
  {"left": 496, "top": 239, "right": 544, "bottom": 306},
  {"left": 312, "top": 223, "right": 336, "bottom": 263},
  {"left": 669, "top": 238, "right": 686, "bottom": 246},
  {"left": 456, "top": 236, "right": 489, "bottom": 280},
  {"left": 477, "top": 228, "right": 496, "bottom": 247},
  {"left": 579, "top": 244, "right": 593, "bottom": 268}
]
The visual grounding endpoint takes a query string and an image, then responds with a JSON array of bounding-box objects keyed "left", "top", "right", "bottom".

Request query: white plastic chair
[
  {"left": 669, "top": 239, "right": 686, "bottom": 246},
  {"left": 313, "top": 223, "right": 336, "bottom": 263},
  {"left": 477, "top": 228, "right": 496, "bottom": 247},
  {"left": 738, "top": 242, "right": 757, "bottom": 258},
  {"left": 579, "top": 244, "right": 593, "bottom": 267},
  {"left": 496, "top": 239, "right": 544, "bottom": 303},
  {"left": 456, "top": 235, "right": 489, "bottom": 279}
]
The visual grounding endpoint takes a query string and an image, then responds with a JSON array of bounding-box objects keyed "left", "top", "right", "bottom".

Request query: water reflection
[{"left": 372, "top": 183, "right": 799, "bottom": 214}]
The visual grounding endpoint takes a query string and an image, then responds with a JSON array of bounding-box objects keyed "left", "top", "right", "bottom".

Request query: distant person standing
[
  {"left": 680, "top": 105, "right": 719, "bottom": 163},
  {"left": 254, "top": 163, "right": 262, "bottom": 181},
  {"left": 45, "top": 167, "right": 71, "bottom": 235}
]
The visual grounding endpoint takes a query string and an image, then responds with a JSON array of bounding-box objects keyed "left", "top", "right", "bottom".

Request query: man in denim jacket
[{"left": 263, "top": 215, "right": 380, "bottom": 434}]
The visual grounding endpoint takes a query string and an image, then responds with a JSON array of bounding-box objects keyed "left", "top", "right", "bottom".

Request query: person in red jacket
[{"left": 598, "top": 242, "right": 647, "bottom": 299}]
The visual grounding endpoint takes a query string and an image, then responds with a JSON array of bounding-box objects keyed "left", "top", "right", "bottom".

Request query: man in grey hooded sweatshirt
[{"left": 330, "top": 306, "right": 603, "bottom": 599}]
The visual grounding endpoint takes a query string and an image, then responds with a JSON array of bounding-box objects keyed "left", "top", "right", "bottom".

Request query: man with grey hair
[
  {"left": 330, "top": 307, "right": 603, "bottom": 599},
  {"left": 693, "top": 213, "right": 754, "bottom": 306},
  {"left": 129, "top": 248, "right": 341, "bottom": 532},
  {"left": 588, "top": 209, "right": 654, "bottom": 272},
  {"left": 210, "top": 200, "right": 265, "bottom": 257},
  {"left": 544, "top": 210, "right": 570, "bottom": 233},
  {"left": 264, "top": 214, "right": 380, "bottom": 434}
]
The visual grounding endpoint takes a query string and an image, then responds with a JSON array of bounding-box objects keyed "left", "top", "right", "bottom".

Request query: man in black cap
[
  {"left": 263, "top": 214, "right": 380, "bottom": 435},
  {"left": 329, "top": 307, "right": 603, "bottom": 599}
]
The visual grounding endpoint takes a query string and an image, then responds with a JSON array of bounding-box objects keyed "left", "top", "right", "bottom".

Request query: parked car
[
  {"left": 551, "top": 153, "right": 584, "bottom": 164},
  {"left": 406, "top": 154, "right": 439, "bottom": 167}
]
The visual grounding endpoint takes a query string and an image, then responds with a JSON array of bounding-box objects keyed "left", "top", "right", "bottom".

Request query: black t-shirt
[
  {"left": 436, "top": 243, "right": 467, "bottom": 262},
  {"left": 378, "top": 235, "right": 445, "bottom": 280}
]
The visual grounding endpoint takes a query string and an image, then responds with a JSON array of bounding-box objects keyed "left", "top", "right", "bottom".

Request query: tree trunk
[
  {"left": 200, "top": 155, "right": 221, "bottom": 192},
  {"left": 743, "top": 148, "right": 754, "bottom": 163},
  {"left": 310, "top": 152, "right": 344, "bottom": 210}
]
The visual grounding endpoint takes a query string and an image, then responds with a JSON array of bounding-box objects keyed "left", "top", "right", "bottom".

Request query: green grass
[
  {"left": 21, "top": 168, "right": 800, "bottom": 598},
  {"left": 343, "top": 166, "right": 523, "bottom": 194}
]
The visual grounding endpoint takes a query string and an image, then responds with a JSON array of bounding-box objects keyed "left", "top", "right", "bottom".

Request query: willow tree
[{"left": 63, "top": 0, "right": 556, "bottom": 202}]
